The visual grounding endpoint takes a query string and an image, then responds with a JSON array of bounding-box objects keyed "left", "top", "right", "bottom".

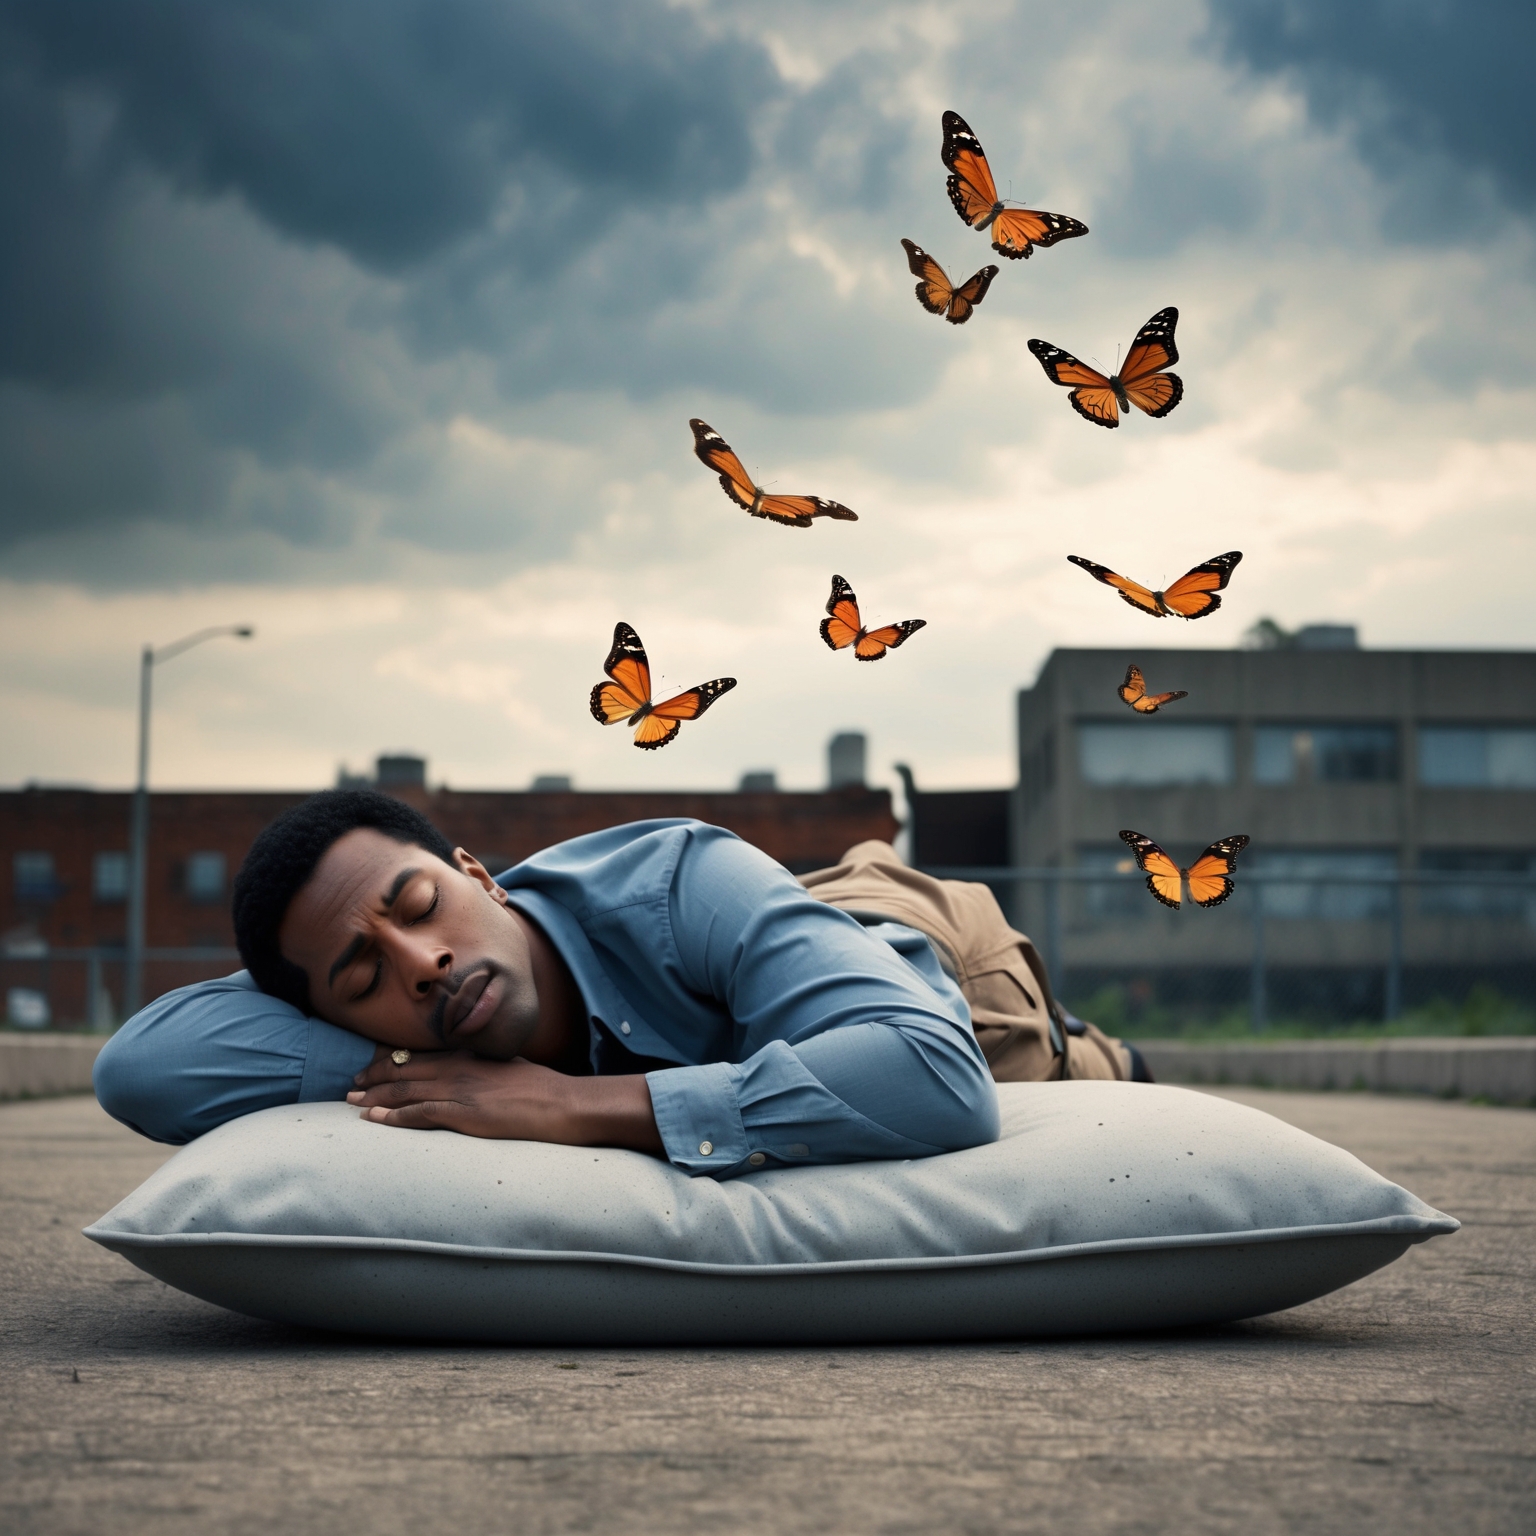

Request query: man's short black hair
[{"left": 232, "top": 788, "right": 456, "bottom": 1013}]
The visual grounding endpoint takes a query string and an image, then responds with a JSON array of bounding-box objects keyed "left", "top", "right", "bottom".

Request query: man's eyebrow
[
  {"left": 325, "top": 867, "right": 423, "bottom": 988},
  {"left": 381, "top": 866, "right": 422, "bottom": 909},
  {"left": 327, "top": 934, "right": 367, "bottom": 989}
]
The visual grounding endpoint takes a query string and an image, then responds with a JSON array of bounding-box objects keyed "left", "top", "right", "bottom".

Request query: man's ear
[{"left": 452, "top": 847, "right": 509, "bottom": 903}]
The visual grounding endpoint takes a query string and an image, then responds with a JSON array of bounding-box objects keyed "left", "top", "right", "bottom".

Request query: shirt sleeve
[
  {"left": 644, "top": 828, "right": 1000, "bottom": 1178},
  {"left": 92, "top": 971, "right": 375, "bottom": 1144}
]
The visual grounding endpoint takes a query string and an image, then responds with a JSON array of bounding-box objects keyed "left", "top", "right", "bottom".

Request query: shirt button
[
  {"left": 619, "top": 1021, "right": 631, "bottom": 1035},
  {"left": 699, "top": 1141, "right": 713, "bottom": 1156},
  {"left": 748, "top": 1152, "right": 766, "bottom": 1168}
]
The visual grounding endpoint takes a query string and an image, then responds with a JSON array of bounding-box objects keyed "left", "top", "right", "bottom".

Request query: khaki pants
[{"left": 800, "top": 840, "right": 1134, "bottom": 1082}]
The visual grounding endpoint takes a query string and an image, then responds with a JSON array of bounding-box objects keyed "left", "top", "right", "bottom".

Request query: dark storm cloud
[
  {"left": 1209, "top": 0, "right": 1536, "bottom": 221},
  {"left": 3, "top": 0, "right": 771, "bottom": 270},
  {"left": 0, "top": 0, "right": 783, "bottom": 556},
  {"left": 0, "top": 0, "right": 774, "bottom": 391}
]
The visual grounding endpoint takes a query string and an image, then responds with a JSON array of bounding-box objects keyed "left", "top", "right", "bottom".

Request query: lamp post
[{"left": 123, "top": 625, "right": 255, "bottom": 1018}]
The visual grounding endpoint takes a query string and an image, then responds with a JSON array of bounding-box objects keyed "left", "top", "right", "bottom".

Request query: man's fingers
[
  {"left": 362, "top": 1100, "right": 461, "bottom": 1130},
  {"left": 349, "top": 1074, "right": 455, "bottom": 1108}
]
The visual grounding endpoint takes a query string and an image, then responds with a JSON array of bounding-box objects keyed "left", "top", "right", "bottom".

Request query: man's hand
[{"left": 345, "top": 1052, "right": 663, "bottom": 1154}]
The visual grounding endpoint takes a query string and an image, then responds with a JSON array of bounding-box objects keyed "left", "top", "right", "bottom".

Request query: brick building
[{"left": 1, "top": 758, "right": 897, "bottom": 1026}]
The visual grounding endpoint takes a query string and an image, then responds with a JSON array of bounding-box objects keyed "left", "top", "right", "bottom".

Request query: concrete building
[{"left": 1010, "top": 643, "right": 1536, "bottom": 1019}]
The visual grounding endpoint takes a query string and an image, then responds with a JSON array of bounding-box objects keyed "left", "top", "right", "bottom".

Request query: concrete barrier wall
[
  {"left": 0, "top": 1034, "right": 105, "bottom": 1100},
  {"left": 1140, "top": 1037, "right": 1536, "bottom": 1104},
  {"left": 4, "top": 1031, "right": 1534, "bottom": 1107}
]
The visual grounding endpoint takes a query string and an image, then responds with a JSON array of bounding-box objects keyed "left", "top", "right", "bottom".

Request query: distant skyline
[{"left": 2, "top": 0, "right": 1532, "bottom": 794}]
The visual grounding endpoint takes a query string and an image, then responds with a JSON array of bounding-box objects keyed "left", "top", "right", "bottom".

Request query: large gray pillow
[{"left": 85, "top": 1082, "right": 1456, "bottom": 1343}]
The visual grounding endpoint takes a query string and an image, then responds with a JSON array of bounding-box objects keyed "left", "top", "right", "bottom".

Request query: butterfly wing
[
  {"left": 1067, "top": 555, "right": 1163, "bottom": 617},
  {"left": 854, "top": 619, "right": 926, "bottom": 661},
  {"left": 900, "top": 238, "right": 954, "bottom": 316},
  {"left": 987, "top": 207, "right": 1089, "bottom": 260},
  {"left": 757, "top": 493, "right": 857, "bottom": 526},
  {"left": 1184, "top": 835, "right": 1250, "bottom": 908},
  {"left": 589, "top": 622, "right": 651, "bottom": 725},
  {"left": 1134, "top": 688, "right": 1189, "bottom": 715},
  {"left": 690, "top": 419, "right": 758, "bottom": 511},
  {"left": 1119, "top": 829, "right": 1185, "bottom": 910},
  {"left": 1159, "top": 551, "right": 1243, "bottom": 619},
  {"left": 940, "top": 110, "right": 1001, "bottom": 229},
  {"left": 634, "top": 677, "right": 736, "bottom": 752},
  {"left": 820, "top": 574, "right": 863, "bottom": 651},
  {"left": 629, "top": 713, "right": 681, "bottom": 750},
  {"left": 1117, "top": 306, "right": 1183, "bottom": 418},
  {"left": 1028, "top": 339, "right": 1120, "bottom": 427},
  {"left": 943, "top": 264, "right": 998, "bottom": 324}
]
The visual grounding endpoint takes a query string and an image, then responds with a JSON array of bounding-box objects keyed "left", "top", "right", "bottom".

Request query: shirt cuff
[
  {"left": 297, "top": 1017, "right": 376, "bottom": 1103},
  {"left": 645, "top": 1061, "right": 749, "bottom": 1176}
]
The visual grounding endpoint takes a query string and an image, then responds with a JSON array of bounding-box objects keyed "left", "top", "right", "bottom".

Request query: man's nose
[{"left": 393, "top": 931, "right": 452, "bottom": 997}]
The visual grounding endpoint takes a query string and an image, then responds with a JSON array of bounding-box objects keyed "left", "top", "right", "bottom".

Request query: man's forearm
[{"left": 560, "top": 1072, "right": 664, "bottom": 1154}]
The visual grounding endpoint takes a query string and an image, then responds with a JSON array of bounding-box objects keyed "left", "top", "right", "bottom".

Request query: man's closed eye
[{"left": 352, "top": 959, "right": 383, "bottom": 1003}]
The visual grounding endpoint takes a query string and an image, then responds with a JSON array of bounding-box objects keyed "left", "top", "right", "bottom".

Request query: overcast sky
[{"left": 2, "top": 0, "right": 1532, "bottom": 797}]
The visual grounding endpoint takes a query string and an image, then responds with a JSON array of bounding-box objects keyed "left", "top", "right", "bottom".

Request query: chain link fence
[{"left": 921, "top": 867, "right": 1536, "bottom": 1038}]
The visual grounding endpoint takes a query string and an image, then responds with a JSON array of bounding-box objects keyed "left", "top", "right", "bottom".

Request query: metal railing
[{"left": 918, "top": 867, "right": 1536, "bottom": 1029}]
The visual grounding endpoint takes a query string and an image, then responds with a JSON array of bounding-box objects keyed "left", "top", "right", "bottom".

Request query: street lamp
[{"left": 123, "top": 625, "right": 255, "bottom": 1017}]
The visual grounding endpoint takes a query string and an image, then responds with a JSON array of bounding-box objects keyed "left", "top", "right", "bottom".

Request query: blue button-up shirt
[{"left": 94, "top": 820, "right": 1000, "bottom": 1177}]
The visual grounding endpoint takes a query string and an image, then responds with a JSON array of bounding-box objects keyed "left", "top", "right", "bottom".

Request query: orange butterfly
[
  {"left": 941, "top": 111, "right": 1088, "bottom": 260},
  {"left": 900, "top": 238, "right": 998, "bottom": 325},
  {"left": 690, "top": 419, "right": 857, "bottom": 528},
  {"left": 589, "top": 622, "right": 736, "bottom": 750},
  {"left": 1119, "top": 830, "right": 1249, "bottom": 910},
  {"left": 820, "top": 576, "right": 926, "bottom": 661},
  {"left": 1118, "top": 664, "right": 1188, "bottom": 714},
  {"left": 1068, "top": 551, "right": 1242, "bottom": 620},
  {"left": 1029, "top": 307, "right": 1183, "bottom": 428}
]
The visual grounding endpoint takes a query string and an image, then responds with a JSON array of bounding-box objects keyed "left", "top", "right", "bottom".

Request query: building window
[
  {"left": 1418, "top": 849, "right": 1535, "bottom": 920},
  {"left": 93, "top": 852, "right": 130, "bottom": 903},
  {"left": 1077, "top": 724, "right": 1234, "bottom": 787},
  {"left": 1251, "top": 850, "right": 1398, "bottom": 919},
  {"left": 185, "top": 851, "right": 227, "bottom": 903},
  {"left": 1253, "top": 725, "right": 1398, "bottom": 785},
  {"left": 1418, "top": 727, "right": 1536, "bottom": 788},
  {"left": 13, "top": 852, "right": 57, "bottom": 901}
]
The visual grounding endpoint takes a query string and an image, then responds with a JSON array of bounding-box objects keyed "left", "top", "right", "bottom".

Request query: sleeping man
[{"left": 94, "top": 789, "right": 1001, "bottom": 1178}]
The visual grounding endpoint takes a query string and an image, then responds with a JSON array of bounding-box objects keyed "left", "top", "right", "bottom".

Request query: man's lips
[{"left": 446, "top": 970, "right": 498, "bottom": 1039}]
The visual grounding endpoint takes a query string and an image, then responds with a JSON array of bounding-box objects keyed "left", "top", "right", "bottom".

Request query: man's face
[{"left": 278, "top": 827, "right": 539, "bottom": 1059}]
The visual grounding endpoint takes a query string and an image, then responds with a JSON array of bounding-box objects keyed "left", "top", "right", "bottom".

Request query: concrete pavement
[{"left": 2, "top": 1089, "right": 1532, "bottom": 1535}]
